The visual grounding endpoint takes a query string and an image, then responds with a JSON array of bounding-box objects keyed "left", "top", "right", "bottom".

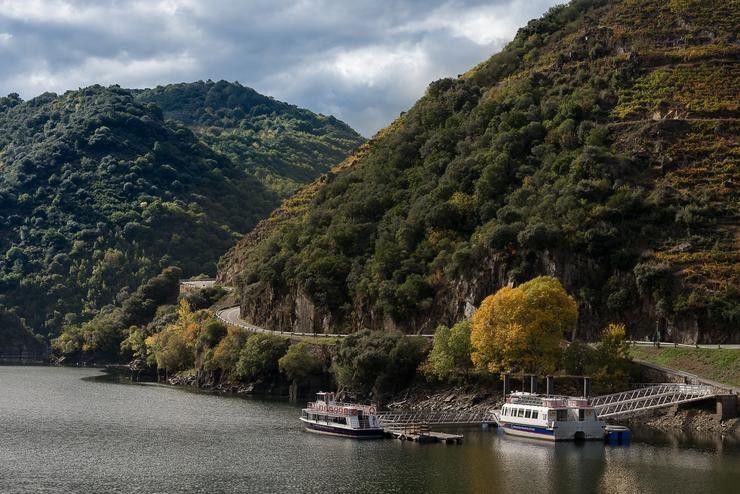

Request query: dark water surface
[{"left": 1, "top": 366, "right": 738, "bottom": 493}]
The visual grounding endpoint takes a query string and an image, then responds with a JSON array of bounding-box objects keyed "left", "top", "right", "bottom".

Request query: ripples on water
[{"left": 0, "top": 366, "right": 738, "bottom": 493}]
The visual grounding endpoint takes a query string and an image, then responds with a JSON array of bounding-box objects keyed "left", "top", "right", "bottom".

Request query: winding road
[{"left": 215, "top": 306, "right": 436, "bottom": 339}]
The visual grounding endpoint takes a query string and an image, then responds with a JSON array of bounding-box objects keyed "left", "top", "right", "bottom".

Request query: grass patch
[
  {"left": 630, "top": 346, "right": 740, "bottom": 387},
  {"left": 289, "top": 335, "right": 340, "bottom": 346}
]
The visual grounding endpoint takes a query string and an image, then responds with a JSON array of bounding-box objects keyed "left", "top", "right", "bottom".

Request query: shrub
[
  {"left": 425, "top": 321, "right": 473, "bottom": 381},
  {"left": 332, "top": 330, "right": 430, "bottom": 397},
  {"left": 235, "top": 334, "right": 289, "bottom": 382},
  {"left": 278, "top": 342, "right": 325, "bottom": 384}
]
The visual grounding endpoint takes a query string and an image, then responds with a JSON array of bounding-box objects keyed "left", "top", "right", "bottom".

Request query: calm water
[{"left": 1, "top": 367, "right": 738, "bottom": 493}]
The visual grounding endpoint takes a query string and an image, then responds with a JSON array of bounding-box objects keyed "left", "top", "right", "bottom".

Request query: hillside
[
  {"left": 221, "top": 0, "right": 739, "bottom": 343},
  {"left": 0, "top": 84, "right": 361, "bottom": 342},
  {"left": 136, "top": 81, "right": 364, "bottom": 196}
]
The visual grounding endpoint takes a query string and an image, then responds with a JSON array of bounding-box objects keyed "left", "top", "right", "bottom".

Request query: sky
[{"left": 0, "top": 0, "right": 562, "bottom": 136}]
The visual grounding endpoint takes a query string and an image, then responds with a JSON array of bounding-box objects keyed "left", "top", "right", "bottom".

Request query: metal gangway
[
  {"left": 378, "top": 408, "right": 495, "bottom": 429},
  {"left": 591, "top": 383, "right": 720, "bottom": 419}
]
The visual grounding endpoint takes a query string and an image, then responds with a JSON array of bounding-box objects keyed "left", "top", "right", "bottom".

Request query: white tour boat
[
  {"left": 494, "top": 392, "right": 605, "bottom": 441},
  {"left": 300, "top": 392, "right": 384, "bottom": 439}
]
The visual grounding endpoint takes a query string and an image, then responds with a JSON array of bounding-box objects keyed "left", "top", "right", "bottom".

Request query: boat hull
[
  {"left": 500, "top": 421, "right": 604, "bottom": 441},
  {"left": 301, "top": 419, "right": 384, "bottom": 439},
  {"left": 501, "top": 422, "right": 557, "bottom": 441}
]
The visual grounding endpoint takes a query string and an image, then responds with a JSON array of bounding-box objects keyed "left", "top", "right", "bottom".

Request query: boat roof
[{"left": 506, "top": 392, "right": 592, "bottom": 408}]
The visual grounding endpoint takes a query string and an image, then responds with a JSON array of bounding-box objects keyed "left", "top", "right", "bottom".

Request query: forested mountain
[
  {"left": 136, "top": 81, "right": 364, "bottom": 196},
  {"left": 0, "top": 83, "right": 361, "bottom": 346},
  {"left": 222, "top": 0, "right": 739, "bottom": 343}
]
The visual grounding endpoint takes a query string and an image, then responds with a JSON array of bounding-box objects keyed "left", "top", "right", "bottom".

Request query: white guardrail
[
  {"left": 627, "top": 340, "right": 740, "bottom": 349},
  {"left": 215, "top": 306, "right": 436, "bottom": 339}
]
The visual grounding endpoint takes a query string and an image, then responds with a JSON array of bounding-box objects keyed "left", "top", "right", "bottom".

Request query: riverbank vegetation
[
  {"left": 629, "top": 346, "right": 740, "bottom": 388},
  {"left": 52, "top": 267, "right": 182, "bottom": 363},
  {"left": 85, "top": 277, "right": 634, "bottom": 399}
]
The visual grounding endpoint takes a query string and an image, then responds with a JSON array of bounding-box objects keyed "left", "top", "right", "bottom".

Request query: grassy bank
[{"left": 629, "top": 346, "right": 740, "bottom": 388}]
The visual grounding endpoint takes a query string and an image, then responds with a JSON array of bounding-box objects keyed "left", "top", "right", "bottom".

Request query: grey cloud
[{"left": 0, "top": 0, "right": 561, "bottom": 136}]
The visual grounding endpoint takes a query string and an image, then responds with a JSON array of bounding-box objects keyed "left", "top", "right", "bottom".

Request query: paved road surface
[
  {"left": 216, "top": 306, "right": 435, "bottom": 339},
  {"left": 180, "top": 279, "right": 217, "bottom": 290},
  {"left": 627, "top": 340, "right": 740, "bottom": 349},
  {"left": 217, "top": 306, "right": 740, "bottom": 347}
]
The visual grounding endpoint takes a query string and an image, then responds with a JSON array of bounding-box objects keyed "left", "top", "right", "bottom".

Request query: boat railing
[{"left": 307, "top": 401, "right": 378, "bottom": 415}]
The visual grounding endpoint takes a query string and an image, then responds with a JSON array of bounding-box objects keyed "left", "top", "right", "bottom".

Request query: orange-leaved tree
[{"left": 471, "top": 276, "right": 577, "bottom": 374}]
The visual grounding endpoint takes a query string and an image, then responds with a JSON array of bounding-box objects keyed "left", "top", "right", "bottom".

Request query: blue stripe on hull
[
  {"left": 303, "top": 421, "right": 384, "bottom": 439},
  {"left": 501, "top": 422, "right": 555, "bottom": 438}
]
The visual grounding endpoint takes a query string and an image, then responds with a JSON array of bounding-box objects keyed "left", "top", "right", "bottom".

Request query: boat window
[
  {"left": 517, "top": 408, "right": 525, "bottom": 418},
  {"left": 524, "top": 409, "right": 531, "bottom": 418},
  {"left": 540, "top": 412, "right": 547, "bottom": 420},
  {"left": 578, "top": 409, "right": 585, "bottom": 421}
]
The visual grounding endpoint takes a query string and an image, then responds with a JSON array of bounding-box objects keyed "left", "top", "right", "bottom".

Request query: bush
[
  {"left": 332, "top": 330, "right": 430, "bottom": 397},
  {"left": 235, "top": 334, "right": 290, "bottom": 382},
  {"left": 278, "top": 342, "right": 325, "bottom": 384},
  {"left": 561, "top": 340, "right": 596, "bottom": 375},
  {"left": 206, "top": 326, "right": 250, "bottom": 376},
  {"left": 424, "top": 321, "right": 473, "bottom": 381},
  {"left": 590, "top": 323, "right": 631, "bottom": 391}
]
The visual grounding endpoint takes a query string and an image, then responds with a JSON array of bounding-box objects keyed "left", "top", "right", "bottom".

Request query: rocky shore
[
  {"left": 167, "top": 372, "right": 265, "bottom": 394},
  {"left": 616, "top": 406, "right": 739, "bottom": 436},
  {"left": 384, "top": 384, "right": 504, "bottom": 415}
]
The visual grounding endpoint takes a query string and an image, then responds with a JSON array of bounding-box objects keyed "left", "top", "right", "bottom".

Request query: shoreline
[{"left": 17, "top": 363, "right": 740, "bottom": 438}]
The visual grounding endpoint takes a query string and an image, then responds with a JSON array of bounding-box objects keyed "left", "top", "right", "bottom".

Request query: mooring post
[
  {"left": 583, "top": 377, "right": 591, "bottom": 398},
  {"left": 529, "top": 375, "right": 538, "bottom": 394},
  {"left": 502, "top": 373, "right": 510, "bottom": 397},
  {"left": 546, "top": 375, "right": 554, "bottom": 396},
  {"left": 716, "top": 395, "right": 738, "bottom": 420}
]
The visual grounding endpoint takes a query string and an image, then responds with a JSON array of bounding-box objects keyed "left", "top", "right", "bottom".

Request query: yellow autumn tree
[
  {"left": 146, "top": 299, "right": 202, "bottom": 372},
  {"left": 471, "top": 276, "right": 577, "bottom": 374}
]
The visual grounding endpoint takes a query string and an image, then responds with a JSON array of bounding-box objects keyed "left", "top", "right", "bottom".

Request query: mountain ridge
[
  {"left": 219, "top": 0, "right": 739, "bottom": 343},
  {"left": 0, "top": 82, "right": 362, "bottom": 346}
]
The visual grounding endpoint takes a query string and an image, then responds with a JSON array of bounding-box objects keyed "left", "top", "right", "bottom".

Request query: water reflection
[{"left": 1, "top": 366, "right": 738, "bottom": 494}]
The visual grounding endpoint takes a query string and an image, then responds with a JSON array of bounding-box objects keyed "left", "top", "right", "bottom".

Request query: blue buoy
[{"left": 605, "top": 426, "right": 631, "bottom": 446}]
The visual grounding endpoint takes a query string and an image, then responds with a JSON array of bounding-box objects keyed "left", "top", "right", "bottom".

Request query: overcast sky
[{"left": 0, "top": 0, "right": 561, "bottom": 136}]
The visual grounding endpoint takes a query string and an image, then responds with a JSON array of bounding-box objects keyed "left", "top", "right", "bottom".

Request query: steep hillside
[
  {"left": 222, "top": 0, "right": 739, "bottom": 343},
  {"left": 136, "top": 81, "right": 365, "bottom": 196},
  {"left": 0, "top": 83, "right": 360, "bottom": 341}
]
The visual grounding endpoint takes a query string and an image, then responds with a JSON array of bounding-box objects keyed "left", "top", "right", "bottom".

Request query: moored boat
[
  {"left": 300, "top": 392, "right": 384, "bottom": 439},
  {"left": 494, "top": 392, "right": 606, "bottom": 441}
]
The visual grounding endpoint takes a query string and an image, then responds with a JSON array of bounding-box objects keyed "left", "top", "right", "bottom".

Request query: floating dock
[{"left": 384, "top": 425, "right": 463, "bottom": 444}]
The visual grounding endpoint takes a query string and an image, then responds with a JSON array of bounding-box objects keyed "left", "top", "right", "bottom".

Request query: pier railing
[{"left": 378, "top": 408, "right": 496, "bottom": 428}]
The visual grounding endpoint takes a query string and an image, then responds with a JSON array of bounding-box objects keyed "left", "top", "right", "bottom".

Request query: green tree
[
  {"left": 332, "top": 330, "right": 430, "bottom": 396},
  {"left": 207, "top": 326, "right": 250, "bottom": 377},
  {"left": 425, "top": 321, "right": 473, "bottom": 381},
  {"left": 235, "top": 334, "right": 289, "bottom": 382},
  {"left": 591, "top": 323, "right": 632, "bottom": 391},
  {"left": 278, "top": 342, "right": 325, "bottom": 384}
]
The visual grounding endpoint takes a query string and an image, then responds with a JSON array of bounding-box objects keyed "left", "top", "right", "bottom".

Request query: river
[{"left": 0, "top": 366, "right": 738, "bottom": 493}]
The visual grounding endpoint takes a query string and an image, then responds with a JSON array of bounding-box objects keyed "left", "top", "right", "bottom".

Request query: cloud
[{"left": 0, "top": 0, "right": 561, "bottom": 136}]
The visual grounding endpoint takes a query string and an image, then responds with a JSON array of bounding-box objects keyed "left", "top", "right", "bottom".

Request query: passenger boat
[
  {"left": 300, "top": 392, "right": 384, "bottom": 439},
  {"left": 494, "top": 392, "right": 606, "bottom": 441}
]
